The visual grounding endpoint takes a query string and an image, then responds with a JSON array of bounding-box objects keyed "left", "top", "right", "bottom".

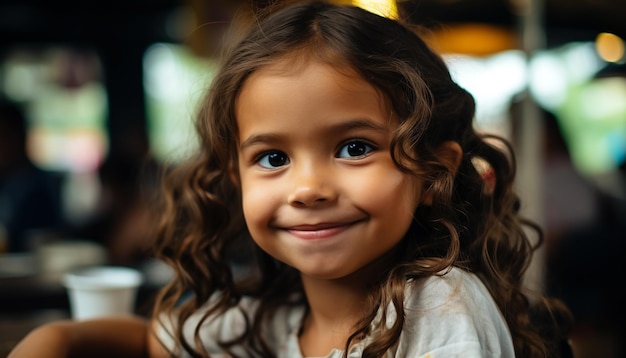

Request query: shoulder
[
  {"left": 394, "top": 267, "right": 515, "bottom": 357},
  {"left": 405, "top": 266, "right": 494, "bottom": 310}
]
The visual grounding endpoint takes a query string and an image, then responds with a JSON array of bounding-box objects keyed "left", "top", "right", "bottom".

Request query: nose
[{"left": 287, "top": 164, "right": 337, "bottom": 207}]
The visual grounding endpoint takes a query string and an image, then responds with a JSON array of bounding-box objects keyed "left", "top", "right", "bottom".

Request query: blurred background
[{"left": 0, "top": 0, "right": 624, "bottom": 357}]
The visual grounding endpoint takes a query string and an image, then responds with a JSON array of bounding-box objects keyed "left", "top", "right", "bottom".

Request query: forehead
[
  {"left": 237, "top": 56, "right": 388, "bottom": 115},
  {"left": 234, "top": 56, "right": 398, "bottom": 149},
  {"left": 237, "top": 53, "right": 388, "bottom": 112}
]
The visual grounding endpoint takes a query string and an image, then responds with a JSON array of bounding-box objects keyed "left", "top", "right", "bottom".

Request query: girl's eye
[
  {"left": 337, "top": 140, "right": 374, "bottom": 159},
  {"left": 257, "top": 151, "right": 290, "bottom": 169}
]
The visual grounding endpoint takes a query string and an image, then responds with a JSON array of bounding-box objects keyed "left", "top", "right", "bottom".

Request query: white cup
[{"left": 63, "top": 266, "right": 143, "bottom": 320}]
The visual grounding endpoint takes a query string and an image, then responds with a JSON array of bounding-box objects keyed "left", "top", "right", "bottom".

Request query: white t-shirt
[{"left": 156, "top": 267, "right": 515, "bottom": 357}]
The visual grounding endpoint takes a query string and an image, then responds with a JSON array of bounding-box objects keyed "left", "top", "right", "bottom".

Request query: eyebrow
[{"left": 239, "top": 118, "right": 389, "bottom": 150}]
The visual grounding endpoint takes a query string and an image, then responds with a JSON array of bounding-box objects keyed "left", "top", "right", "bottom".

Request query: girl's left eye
[{"left": 336, "top": 140, "right": 375, "bottom": 159}]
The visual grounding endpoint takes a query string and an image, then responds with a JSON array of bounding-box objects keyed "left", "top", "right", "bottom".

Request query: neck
[
  {"left": 298, "top": 276, "right": 369, "bottom": 357},
  {"left": 298, "top": 256, "right": 391, "bottom": 356}
]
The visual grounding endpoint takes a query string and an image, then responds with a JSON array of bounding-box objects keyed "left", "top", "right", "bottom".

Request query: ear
[{"left": 421, "top": 141, "right": 463, "bottom": 205}]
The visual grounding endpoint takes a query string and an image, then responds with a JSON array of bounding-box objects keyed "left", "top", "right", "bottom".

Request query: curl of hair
[{"left": 151, "top": 1, "right": 573, "bottom": 357}]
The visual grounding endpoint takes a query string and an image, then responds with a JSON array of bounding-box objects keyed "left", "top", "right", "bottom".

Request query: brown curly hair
[{"left": 151, "top": 1, "right": 573, "bottom": 356}]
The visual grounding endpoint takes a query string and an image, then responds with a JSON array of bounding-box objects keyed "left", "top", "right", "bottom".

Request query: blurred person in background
[
  {"left": 0, "top": 99, "right": 64, "bottom": 253},
  {"left": 70, "top": 122, "right": 162, "bottom": 265},
  {"left": 541, "top": 107, "right": 626, "bottom": 358}
]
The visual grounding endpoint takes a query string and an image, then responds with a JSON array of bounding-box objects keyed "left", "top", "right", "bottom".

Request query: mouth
[{"left": 284, "top": 221, "right": 360, "bottom": 240}]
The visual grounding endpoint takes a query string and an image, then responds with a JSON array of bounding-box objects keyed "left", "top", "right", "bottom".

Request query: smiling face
[{"left": 235, "top": 58, "right": 425, "bottom": 281}]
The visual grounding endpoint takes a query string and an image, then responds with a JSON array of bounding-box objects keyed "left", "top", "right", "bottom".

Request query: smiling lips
[{"left": 286, "top": 222, "right": 356, "bottom": 240}]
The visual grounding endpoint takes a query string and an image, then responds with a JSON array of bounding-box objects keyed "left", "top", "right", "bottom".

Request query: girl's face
[{"left": 235, "top": 58, "right": 426, "bottom": 281}]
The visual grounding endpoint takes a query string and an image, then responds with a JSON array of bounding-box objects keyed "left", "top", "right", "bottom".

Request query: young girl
[{"left": 10, "top": 1, "right": 573, "bottom": 357}]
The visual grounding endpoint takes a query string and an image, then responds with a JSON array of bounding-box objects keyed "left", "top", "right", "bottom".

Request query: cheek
[
  {"left": 348, "top": 166, "right": 421, "bottom": 215},
  {"left": 240, "top": 180, "right": 276, "bottom": 231},
  {"left": 241, "top": 184, "right": 260, "bottom": 219}
]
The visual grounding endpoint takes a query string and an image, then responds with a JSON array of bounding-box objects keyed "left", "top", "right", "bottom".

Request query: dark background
[{"left": 2, "top": 0, "right": 624, "bottom": 150}]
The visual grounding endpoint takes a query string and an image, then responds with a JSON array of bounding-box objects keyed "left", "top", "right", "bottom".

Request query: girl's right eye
[{"left": 256, "top": 151, "right": 290, "bottom": 169}]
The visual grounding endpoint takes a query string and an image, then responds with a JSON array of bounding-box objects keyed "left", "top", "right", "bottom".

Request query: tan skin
[
  {"left": 8, "top": 316, "right": 152, "bottom": 358},
  {"left": 236, "top": 58, "right": 423, "bottom": 355},
  {"left": 236, "top": 58, "right": 461, "bottom": 356},
  {"left": 9, "top": 58, "right": 462, "bottom": 357}
]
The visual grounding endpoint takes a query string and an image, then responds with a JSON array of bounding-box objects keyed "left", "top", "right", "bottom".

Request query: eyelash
[
  {"left": 254, "top": 150, "right": 289, "bottom": 169},
  {"left": 336, "top": 139, "right": 376, "bottom": 159},
  {"left": 253, "top": 139, "right": 377, "bottom": 169}
]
